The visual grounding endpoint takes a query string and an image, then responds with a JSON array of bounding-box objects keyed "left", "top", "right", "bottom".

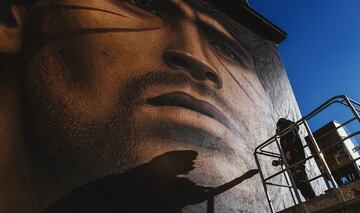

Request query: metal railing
[{"left": 254, "top": 95, "right": 360, "bottom": 213}]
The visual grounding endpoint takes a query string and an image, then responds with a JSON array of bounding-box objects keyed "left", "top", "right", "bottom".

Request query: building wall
[{"left": 13, "top": 1, "right": 325, "bottom": 212}]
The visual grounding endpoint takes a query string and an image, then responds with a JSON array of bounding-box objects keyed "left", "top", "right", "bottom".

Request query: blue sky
[{"left": 250, "top": 0, "right": 360, "bottom": 132}]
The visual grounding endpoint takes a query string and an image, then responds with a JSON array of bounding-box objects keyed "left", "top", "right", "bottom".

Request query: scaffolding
[{"left": 254, "top": 95, "right": 360, "bottom": 213}]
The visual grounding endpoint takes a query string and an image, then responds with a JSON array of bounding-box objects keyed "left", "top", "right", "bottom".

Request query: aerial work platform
[
  {"left": 279, "top": 180, "right": 360, "bottom": 213},
  {"left": 254, "top": 95, "right": 360, "bottom": 213}
]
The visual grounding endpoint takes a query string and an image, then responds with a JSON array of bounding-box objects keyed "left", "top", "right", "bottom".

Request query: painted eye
[
  {"left": 128, "top": 0, "right": 161, "bottom": 16},
  {"left": 211, "top": 42, "right": 239, "bottom": 62}
]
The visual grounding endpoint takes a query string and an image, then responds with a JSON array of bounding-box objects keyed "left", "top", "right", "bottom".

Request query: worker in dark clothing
[{"left": 275, "top": 118, "right": 316, "bottom": 200}]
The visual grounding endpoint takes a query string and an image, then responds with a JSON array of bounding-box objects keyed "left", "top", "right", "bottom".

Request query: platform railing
[{"left": 254, "top": 95, "right": 360, "bottom": 213}]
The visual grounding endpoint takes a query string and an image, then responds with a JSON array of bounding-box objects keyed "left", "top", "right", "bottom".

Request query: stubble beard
[
  {"left": 21, "top": 68, "right": 259, "bottom": 210},
  {"left": 21, "top": 70, "right": 212, "bottom": 177}
]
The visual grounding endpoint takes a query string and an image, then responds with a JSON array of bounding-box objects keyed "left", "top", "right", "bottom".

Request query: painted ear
[{"left": 0, "top": 3, "right": 26, "bottom": 54}]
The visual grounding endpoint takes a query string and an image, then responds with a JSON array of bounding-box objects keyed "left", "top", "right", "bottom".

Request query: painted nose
[{"left": 164, "top": 49, "right": 222, "bottom": 89}]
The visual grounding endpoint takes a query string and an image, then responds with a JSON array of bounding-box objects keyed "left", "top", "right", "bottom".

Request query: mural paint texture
[{"left": 0, "top": 0, "right": 321, "bottom": 212}]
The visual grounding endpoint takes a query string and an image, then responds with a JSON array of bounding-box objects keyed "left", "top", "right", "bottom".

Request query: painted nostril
[
  {"left": 164, "top": 50, "right": 222, "bottom": 89},
  {"left": 168, "top": 55, "right": 191, "bottom": 69},
  {"left": 205, "top": 71, "right": 220, "bottom": 85}
]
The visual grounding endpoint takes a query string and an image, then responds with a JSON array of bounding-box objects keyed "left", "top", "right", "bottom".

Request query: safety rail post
[
  {"left": 275, "top": 134, "right": 301, "bottom": 204},
  {"left": 348, "top": 98, "right": 360, "bottom": 110},
  {"left": 303, "top": 120, "right": 337, "bottom": 190},
  {"left": 254, "top": 150, "right": 275, "bottom": 213},
  {"left": 344, "top": 96, "right": 360, "bottom": 122},
  {"left": 273, "top": 134, "right": 297, "bottom": 205}
]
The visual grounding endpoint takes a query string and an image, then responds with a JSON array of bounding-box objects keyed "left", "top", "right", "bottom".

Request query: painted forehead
[{"left": 28, "top": 0, "right": 237, "bottom": 32}]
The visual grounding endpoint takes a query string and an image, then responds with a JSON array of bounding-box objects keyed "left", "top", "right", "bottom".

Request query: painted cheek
[{"left": 211, "top": 55, "right": 269, "bottom": 110}]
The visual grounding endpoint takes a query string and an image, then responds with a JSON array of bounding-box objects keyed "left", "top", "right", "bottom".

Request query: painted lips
[{"left": 146, "top": 91, "right": 232, "bottom": 131}]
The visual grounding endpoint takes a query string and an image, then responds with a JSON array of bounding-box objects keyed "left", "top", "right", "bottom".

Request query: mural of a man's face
[{"left": 18, "top": 0, "right": 275, "bottom": 211}]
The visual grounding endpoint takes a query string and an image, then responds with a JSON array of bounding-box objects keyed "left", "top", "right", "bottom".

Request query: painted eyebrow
[
  {"left": 184, "top": 0, "right": 239, "bottom": 39},
  {"left": 198, "top": 21, "right": 252, "bottom": 67},
  {"left": 199, "top": 21, "right": 236, "bottom": 45}
]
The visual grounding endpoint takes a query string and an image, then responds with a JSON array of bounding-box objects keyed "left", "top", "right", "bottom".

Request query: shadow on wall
[{"left": 46, "top": 150, "right": 258, "bottom": 213}]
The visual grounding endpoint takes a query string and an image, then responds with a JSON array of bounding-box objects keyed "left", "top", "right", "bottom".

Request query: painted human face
[{"left": 21, "top": 0, "right": 271, "bottom": 210}]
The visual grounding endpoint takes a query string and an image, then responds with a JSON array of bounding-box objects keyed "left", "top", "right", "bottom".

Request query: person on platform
[{"left": 275, "top": 118, "right": 316, "bottom": 200}]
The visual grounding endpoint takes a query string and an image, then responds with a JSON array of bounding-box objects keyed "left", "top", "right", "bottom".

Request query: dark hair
[
  {"left": 24, "top": 0, "right": 36, "bottom": 7},
  {"left": 8, "top": 0, "right": 35, "bottom": 7},
  {"left": 277, "top": 118, "right": 293, "bottom": 127},
  {"left": 276, "top": 118, "right": 300, "bottom": 133}
]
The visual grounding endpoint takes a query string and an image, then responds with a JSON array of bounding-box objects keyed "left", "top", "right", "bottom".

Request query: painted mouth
[{"left": 145, "top": 92, "right": 232, "bottom": 131}]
